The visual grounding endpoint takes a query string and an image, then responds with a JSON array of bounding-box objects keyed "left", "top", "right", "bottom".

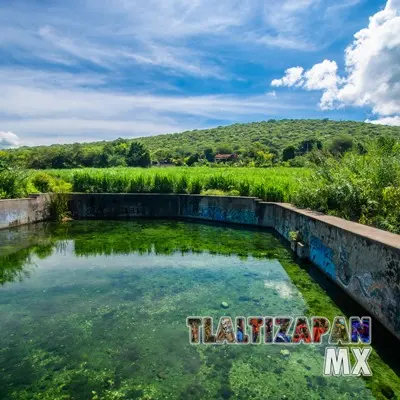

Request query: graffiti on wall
[
  {"left": 182, "top": 202, "right": 258, "bottom": 225},
  {"left": 335, "top": 243, "right": 399, "bottom": 334},
  {"left": 1, "top": 210, "right": 28, "bottom": 228},
  {"left": 309, "top": 236, "right": 336, "bottom": 279},
  {"left": 344, "top": 263, "right": 399, "bottom": 333},
  {"left": 337, "top": 246, "right": 352, "bottom": 286}
]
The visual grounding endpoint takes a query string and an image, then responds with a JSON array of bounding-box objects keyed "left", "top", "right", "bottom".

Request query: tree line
[{"left": 1, "top": 119, "right": 399, "bottom": 169}]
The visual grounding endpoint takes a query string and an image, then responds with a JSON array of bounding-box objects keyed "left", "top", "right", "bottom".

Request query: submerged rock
[{"left": 221, "top": 301, "right": 229, "bottom": 309}]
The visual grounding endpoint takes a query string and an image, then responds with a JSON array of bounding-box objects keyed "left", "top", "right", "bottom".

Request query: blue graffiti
[
  {"left": 226, "top": 209, "right": 258, "bottom": 224},
  {"left": 182, "top": 204, "right": 258, "bottom": 225},
  {"left": 310, "top": 236, "right": 336, "bottom": 279}
]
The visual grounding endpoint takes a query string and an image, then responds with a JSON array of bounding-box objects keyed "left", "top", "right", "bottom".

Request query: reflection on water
[{"left": 0, "top": 220, "right": 398, "bottom": 400}]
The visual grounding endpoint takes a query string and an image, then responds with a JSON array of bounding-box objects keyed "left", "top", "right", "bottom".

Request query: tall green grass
[{"left": 49, "top": 167, "right": 308, "bottom": 202}]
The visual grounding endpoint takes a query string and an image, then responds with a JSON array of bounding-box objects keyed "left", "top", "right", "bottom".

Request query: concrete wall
[
  {"left": 0, "top": 195, "right": 49, "bottom": 230},
  {"left": 69, "top": 193, "right": 263, "bottom": 225},
  {"left": 259, "top": 202, "right": 400, "bottom": 340},
  {"left": 69, "top": 193, "right": 181, "bottom": 219},
  {"left": 1, "top": 193, "right": 399, "bottom": 340}
]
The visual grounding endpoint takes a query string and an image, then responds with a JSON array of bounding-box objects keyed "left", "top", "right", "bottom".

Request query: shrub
[
  {"left": 47, "top": 192, "right": 70, "bottom": 222},
  {"left": 32, "top": 172, "right": 54, "bottom": 193},
  {"left": 0, "top": 169, "right": 29, "bottom": 199},
  {"left": 294, "top": 139, "right": 400, "bottom": 233}
]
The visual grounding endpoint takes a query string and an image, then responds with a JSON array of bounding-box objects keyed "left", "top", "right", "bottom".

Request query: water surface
[{"left": 0, "top": 220, "right": 398, "bottom": 399}]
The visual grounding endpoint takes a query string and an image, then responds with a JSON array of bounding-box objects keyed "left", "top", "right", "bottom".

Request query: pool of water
[{"left": 0, "top": 220, "right": 398, "bottom": 400}]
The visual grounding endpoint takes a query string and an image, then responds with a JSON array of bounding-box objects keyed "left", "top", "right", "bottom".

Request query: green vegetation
[
  {"left": 47, "top": 192, "right": 71, "bottom": 222},
  {"left": 43, "top": 136, "right": 400, "bottom": 233},
  {"left": 50, "top": 166, "right": 306, "bottom": 202},
  {"left": 1, "top": 119, "right": 400, "bottom": 233},
  {"left": 3, "top": 136, "right": 400, "bottom": 233},
  {"left": 294, "top": 137, "right": 400, "bottom": 233},
  {"left": 0, "top": 168, "right": 30, "bottom": 199},
  {"left": 1, "top": 120, "right": 399, "bottom": 168},
  {"left": 0, "top": 168, "right": 71, "bottom": 199}
]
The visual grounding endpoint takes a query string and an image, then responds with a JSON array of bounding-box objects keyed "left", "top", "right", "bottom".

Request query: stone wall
[
  {"left": 1, "top": 193, "right": 399, "bottom": 340},
  {"left": 0, "top": 195, "right": 49, "bottom": 230}
]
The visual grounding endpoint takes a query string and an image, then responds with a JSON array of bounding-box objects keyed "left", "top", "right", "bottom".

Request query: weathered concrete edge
[
  {"left": 268, "top": 202, "right": 400, "bottom": 252},
  {"left": 0, "top": 194, "right": 50, "bottom": 230}
]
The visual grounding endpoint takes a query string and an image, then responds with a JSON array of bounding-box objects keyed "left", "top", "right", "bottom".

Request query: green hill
[
  {"left": 141, "top": 119, "right": 400, "bottom": 153},
  {"left": 2, "top": 119, "right": 400, "bottom": 169}
]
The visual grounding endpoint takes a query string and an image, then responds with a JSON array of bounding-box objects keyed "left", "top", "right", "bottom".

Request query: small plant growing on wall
[
  {"left": 47, "top": 192, "right": 71, "bottom": 222},
  {"left": 289, "top": 230, "right": 309, "bottom": 259},
  {"left": 289, "top": 231, "right": 301, "bottom": 242}
]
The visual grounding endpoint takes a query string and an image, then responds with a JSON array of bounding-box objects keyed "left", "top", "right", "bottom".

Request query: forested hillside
[{"left": 1, "top": 119, "right": 400, "bottom": 169}]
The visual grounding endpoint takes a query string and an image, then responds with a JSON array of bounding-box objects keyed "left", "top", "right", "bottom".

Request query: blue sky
[{"left": 0, "top": 0, "right": 399, "bottom": 147}]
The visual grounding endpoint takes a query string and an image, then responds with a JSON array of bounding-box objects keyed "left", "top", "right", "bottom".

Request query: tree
[
  {"left": 282, "top": 145, "right": 296, "bottom": 161},
  {"left": 216, "top": 144, "right": 233, "bottom": 154},
  {"left": 203, "top": 147, "right": 215, "bottom": 162},
  {"left": 186, "top": 153, "right": 200, "bottom": 166},
  {"left": 297, "top": 138, "right": 322, "bottom": 155},
  {"left": 329, "top": 134, "right": 354, "bottom": 155},
  {"left": 255, "top": 151, "right": 274, "bottom": 167},
  {"left": 126, "top": 142, "right": 151, "bottom": 167},
  {"left": 0, "top": 151, "right": 8, "bottom": 170}
]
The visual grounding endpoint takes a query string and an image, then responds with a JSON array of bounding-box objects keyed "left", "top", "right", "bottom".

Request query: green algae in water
[{"left": 0, "top": 220, "right": 398, "bottom": 400}]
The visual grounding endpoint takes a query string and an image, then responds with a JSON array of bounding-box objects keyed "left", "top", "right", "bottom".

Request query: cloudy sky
[{"left": 0, "top": 0, "right": 399, "bottom": 148}]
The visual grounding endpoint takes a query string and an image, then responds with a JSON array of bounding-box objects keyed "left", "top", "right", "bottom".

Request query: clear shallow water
[{"left": 0, "top": 220, "right": 398, "bottom": 400}]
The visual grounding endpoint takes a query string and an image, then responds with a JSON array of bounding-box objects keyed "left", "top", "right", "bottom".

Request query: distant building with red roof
[{"left": 215, "top": 153, "right": 238, "bottom": 162}]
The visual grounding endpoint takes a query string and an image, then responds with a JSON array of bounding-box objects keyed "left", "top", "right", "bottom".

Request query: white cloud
[
  {"left": 336, "top": 0, "right": 400, "bottom": 116},
  {"left": 0, "top": 0, "right": 373, "bottom": 146},
  {"left": 0, "top": 83, "right": 300, "bottom": 120},
  {"left": 271, "top": 67, "right": 304, "bottom": 87},
  {"left": 271, "top": 0, "right": 400, "bottom": 121},
  {"left": 0, "top": 68, "right": 311, "bottom": 145},
  {"left": 365, "top": 116, "right": 400, "bottom": 126},
  {"left": 0, "top": 0, "right": 366, "bottom": 83},
  {"left": 0, "top": 131, "right": 20, "bottom": 148},
  {"left": 271, "top": 61, "right": 341, "bottom": 109},
  {"left": 304, "top": 60, "right": 342, "bottom": 109},
  {"left": 303, "top": 60, "right": 339, "bottom": 91}
]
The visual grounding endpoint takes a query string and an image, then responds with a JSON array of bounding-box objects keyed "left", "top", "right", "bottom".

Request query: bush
[
  {"left": 32, "top": 172, "right": 54, "bottom": 193},
  {"left": 48, "top": 192, "right": 70, "bottom": 222},
  {"left": 0, "top": 169, "right": 29, "bottom": 199},
  {"left": 294, "top": 139, "right": 400, "bottom": 233}
]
